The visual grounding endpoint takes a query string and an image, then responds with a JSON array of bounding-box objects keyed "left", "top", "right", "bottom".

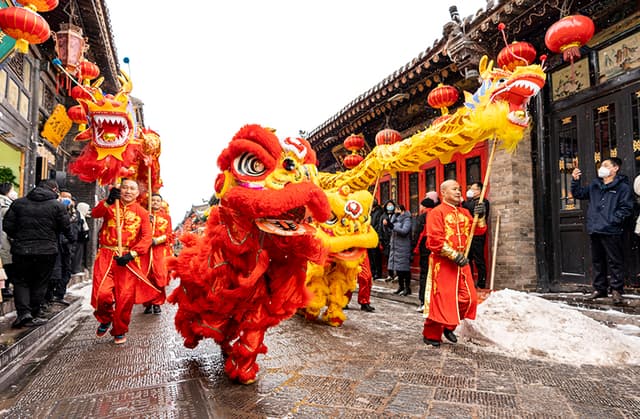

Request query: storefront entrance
[{"left": 550, "top": 82, "right": 640, "bottom": 288}]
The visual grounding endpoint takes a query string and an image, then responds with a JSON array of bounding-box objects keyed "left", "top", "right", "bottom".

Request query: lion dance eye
[
  {"left": 234, "top": 152, "right": 267, "bottom": 177},
  {"left": 282, "top": 158, "right": 296, "bottom": 171},
  {"left": 325, "top": 213, "right": 338, "bottom": 225}
]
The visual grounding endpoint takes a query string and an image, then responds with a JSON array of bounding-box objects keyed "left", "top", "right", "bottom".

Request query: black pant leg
[
  {"left": 590, "top": 234, "right": 608, "bottom": 292},
  {"left": 600, "top": 234, "right": 625, "bottom": 292},
  {"left": 469, "top": 235, "right": 487, "bottom": 286},
  {"left": 12, "top": 254, "right": 32, "bottom": 319},
  {"left": 31, "top": 254, "right": 57, "bottom": 317}
]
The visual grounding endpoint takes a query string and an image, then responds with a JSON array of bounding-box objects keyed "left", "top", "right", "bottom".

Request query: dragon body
[
  {"left": 317, "top": 56, "right": 546, "bottom": 191},
  {"left": 169, "top": 124, "right": 330, "bottom": 384},
  {"left": 303, "top": 186, "right": 378, "bottom": 326}
]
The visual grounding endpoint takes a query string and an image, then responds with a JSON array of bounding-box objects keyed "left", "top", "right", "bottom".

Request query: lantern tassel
[{"left": 52, "top": 59, "right": 97, "bottom": 101}]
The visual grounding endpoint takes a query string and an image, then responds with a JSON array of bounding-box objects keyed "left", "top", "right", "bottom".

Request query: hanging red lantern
[
  {"left": 428, "top": 84, "right": 459, "bottom": 115},
  {"left": 78, "top": 60, "right": 100, "bottom": 84},
  {"left": 16, "top": 0, "right": 58, "bottom": 12},
  {"left": 344, "top": 133, "right": 365, "bottom": 152},
  {"left": 544, "top": 15, "right": 595, "bottom": 63},
  {"left": 498, "top": 41, "right": 537, "bottom": 71},
  {"left": 0, "top": 6, "right": 51, "bottom": 54},
  {"left": 67, "top": 104, "right": 87, "bottom": 130},
  {"left": 53, "top": 23, "right": 86, "bottom": 74},
  {"left": 343, "top": 154, "right": 363, "bottom": 169},
  {"left": 375, "top": 128, "right": 402, "bottom": 146},
  {"left": 70, "top": 85, "right": 91, "bottom": 100}
]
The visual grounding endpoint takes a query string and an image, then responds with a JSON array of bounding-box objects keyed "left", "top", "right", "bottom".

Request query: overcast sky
[{"left": 105, "top": 0, "right": 487, "bottom": 222}]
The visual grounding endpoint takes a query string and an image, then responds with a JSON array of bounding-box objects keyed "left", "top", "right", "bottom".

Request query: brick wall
[{"left": 488, "top": 130, "right": 537, "bottom": 290}]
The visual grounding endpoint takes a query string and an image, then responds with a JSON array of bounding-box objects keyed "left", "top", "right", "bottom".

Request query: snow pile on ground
[{"left": 459, "top": 289, "right": 640, "bottom": 366}]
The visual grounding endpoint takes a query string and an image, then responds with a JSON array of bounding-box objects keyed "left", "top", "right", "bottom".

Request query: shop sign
[
  {"left": 598, "top": 31, "right": 640, "bottom": 83},
  {"left": 0, "top": 0, "right": 16, "bottom": 66},
  {"left": 41, "top": 104, "right": 72, "bottom": 147},
  {"left": 550, "top": 58, "right": 590, "bottom": 101}
]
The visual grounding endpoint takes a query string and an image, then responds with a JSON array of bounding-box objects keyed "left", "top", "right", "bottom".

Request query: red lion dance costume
[{"left": 169, "top": 124, "right": 330, "bottom": 384}]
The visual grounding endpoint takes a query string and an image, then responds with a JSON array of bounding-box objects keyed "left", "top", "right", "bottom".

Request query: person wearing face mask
[
  {"left": 379, "top": 200, "right": 397, "bottom": 281},
  {"left": 462, "top": 182, "right": 490, "bottom": 289},
  {"left": 0, "top": 182, "right": 17, "bottom": 299},
  {"left": 46, "top": 191, "right": 79, "bottom": 307},
  {"left": 384, "top": 203, "right": 413, "bottom": 296},
  {"left": 571, "top": 158, "right": 633, "bottom": 304}
]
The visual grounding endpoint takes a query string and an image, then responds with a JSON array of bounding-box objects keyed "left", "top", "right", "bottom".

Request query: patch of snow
[{"left": 459, "top": 289, "right": 640, "bottom": 366}]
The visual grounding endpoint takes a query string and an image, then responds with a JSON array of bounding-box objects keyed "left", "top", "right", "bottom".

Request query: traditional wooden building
[
  {"left": 0, "top": 0, "right": 129, "bottom": 269},
  {"left": 307, "top": 0, "right": 639, "bottom": 292}
]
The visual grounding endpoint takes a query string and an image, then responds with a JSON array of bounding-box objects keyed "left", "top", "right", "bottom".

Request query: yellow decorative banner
[{"left": 41, "top": 104, "right": 72, "bottom": 147}]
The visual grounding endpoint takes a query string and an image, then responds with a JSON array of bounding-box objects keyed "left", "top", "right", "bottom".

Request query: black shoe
[
  {"left": 393, "top": 288, "right": 404, "bottom": 295},
  {"left": 587, "top": 290, "right": 607, "bottom": 300},
  {"left": 476, "top": 281, "right": 486, "bottom": 289},
  {"left": 401, "top": 289, "right": 412, "bottom": 296},
  {"left": 360, "top": 304, "right": 375, "bottom": 312},
  {"left": 612, "top": 290, "right": 623, "bottom": 305},
  {"left": 11, "top": 315, "right": 33, "bottom": 329},
  {"left": 152, "top": 305, "right": 162, "bottom": 314},
  {"left": 343, "top": 305, "right": 350, "bottom": 310},
  {"left": 52, "top": 297, "right": 71, "bottom": 306},
  {"left": 423, "top": 337, "right": 441, "bottom": 347},
  {"left": 143, "top": 305, "right": 153, "bottom": 314},
  {"left": 443, "top": 329, "right": 458, "bottom": 343}
]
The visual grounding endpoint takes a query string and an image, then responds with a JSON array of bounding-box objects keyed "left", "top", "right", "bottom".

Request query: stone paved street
[{"left": 1, "top": 283, "right": 639, "bottom": 418}]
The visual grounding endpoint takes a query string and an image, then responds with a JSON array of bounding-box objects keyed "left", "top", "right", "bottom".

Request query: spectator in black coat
[
  {"left": 462, "top": 182, "right": 490, "bottom": 289},
  {"left": 413, "top": 192, "right": 439, "bottom": 311},
  {"left": 3, "top": 180, "right": 71, "bottom": 328},
  {"left": 368, "top": 199, "right": 384, "bottom": 280},
  {"left": 571, "top": 157, "right": 633, "bottom": 304},
  {"left": 379, "top": 200, "right": 397, "bottom": 280}
]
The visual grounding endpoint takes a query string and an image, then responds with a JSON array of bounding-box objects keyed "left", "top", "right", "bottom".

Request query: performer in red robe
[
  {"left": 422, "top": 180, "right": 486, "bottom": 347},
  {"left": 91, "top": 179, "right": 158, "bottom": 344},
  {"left": 141, "top": 193, "right": 173, "bottom": 314}
]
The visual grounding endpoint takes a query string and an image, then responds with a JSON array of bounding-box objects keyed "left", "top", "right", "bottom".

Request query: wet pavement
[{"left": 0, "top": 281, "right": 639, "bottom": 418}]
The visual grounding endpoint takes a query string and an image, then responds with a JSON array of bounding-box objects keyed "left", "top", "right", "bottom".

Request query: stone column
[{"left": 488, "top": 130, "right": 537, "bottom": 290}]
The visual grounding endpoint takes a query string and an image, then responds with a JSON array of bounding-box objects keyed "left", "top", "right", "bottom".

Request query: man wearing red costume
[
  {"left": 141, "top": 193, "right": 173, "bottom": 315},
  {"left": 422, "top": 180, "right": 486, "bottom": 347},
  {"left": 91, "top": 179, "right": 159, "bottom": 344}
]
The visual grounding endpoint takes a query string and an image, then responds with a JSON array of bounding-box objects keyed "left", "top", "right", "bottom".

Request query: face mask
[
  {"left": 466, "top": 190, "right": 475, "bottom": 199},
  {"left": 386, "top": 205, "right": 394, "bottom": 212},
  {"left": 7, "top": 190, "right": 17, "bottom": 200},
  {"left": 597, "top": 167, "right": 611, "bottom": 178},
  {"left": 61, "top": 197, "right": 72, "bottom": 206}
]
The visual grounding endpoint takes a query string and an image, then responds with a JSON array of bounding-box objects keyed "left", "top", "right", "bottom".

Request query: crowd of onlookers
[
  {"left": 368, "top": 184, "right": 490, "bottom": 311},
  {"left": 0, "top": 180, "right": 90, "bottom": 327}
]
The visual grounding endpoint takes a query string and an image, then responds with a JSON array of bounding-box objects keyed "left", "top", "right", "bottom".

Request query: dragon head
[
  {"left": 465, "top": 55, "right": 546, "bottom": 128},
  {"left": 315, "top": 186, "right": 378, "bottom": 263},
  {"left": 215, "top": 124, "right": 330, "bottom": 236},
  {"left": 75, "top": 71, "right": 136, "bottom": 160}
]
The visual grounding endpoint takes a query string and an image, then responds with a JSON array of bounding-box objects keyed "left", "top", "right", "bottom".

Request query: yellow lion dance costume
[{"left": 302, "top": 186, "right": 378, "bottom": 326}]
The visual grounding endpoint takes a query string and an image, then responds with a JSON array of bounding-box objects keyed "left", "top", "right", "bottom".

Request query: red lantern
[
  {"left": 344, "top": 133, "right": 365, "bottom": 152},
  {"left": 70, "top": 85, "right": 91, "bottom": 100},
  {"left": 498, "top": 41, "right": 537, "bottom": 71},
  {"left": 16, "top": 0, "right": 58, "bottom": 12},
  {"left": 375, "top": 128, "right": 402, "bottom": 146},
  {"left": 78, "top": 60, "right": 100, "bottom": 84},
  {"left": 545, "top": 15, "right": 595, "bottom": 63},
  {"left": 0, "top": 6, "right": 51, "bottom": 54},
  {"left": 67, "top": 104, "right": 87, "bottom": 130},
  {"left": 343, "top": 154, "right": 363, "bottom": 169},
  {"left": 428, "top": 84, "right": 459, "bottom": 115}
]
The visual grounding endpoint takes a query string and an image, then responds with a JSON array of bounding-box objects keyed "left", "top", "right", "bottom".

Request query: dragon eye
[
  {"left": 234, "top": 152, "right": 267, "bottom": 177},
  {"left": 325, "top": 213, "right": 338, "bottom": 225},
  {"left": 283, "top": 158, "right": 296, "bottom": 171}
]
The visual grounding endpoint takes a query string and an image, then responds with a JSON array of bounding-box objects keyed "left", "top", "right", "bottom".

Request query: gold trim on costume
[{"left": 440, "top": 243, "right": 457, "bottom": 260}]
